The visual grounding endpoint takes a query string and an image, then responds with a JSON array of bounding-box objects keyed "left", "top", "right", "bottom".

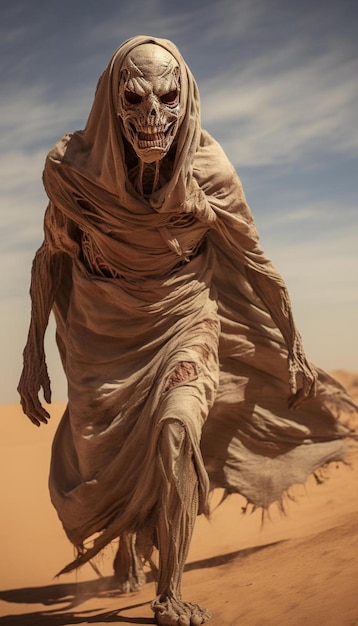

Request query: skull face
[{"left": 117, "top": 43, "right": 181, "bottom": 163}]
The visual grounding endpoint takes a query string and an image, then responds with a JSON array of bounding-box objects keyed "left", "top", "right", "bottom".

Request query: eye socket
[
  {"left": 124, "top": 90, "right": 143, "bottom": 105},
  {"left": 160, "top": 90, "right": 179, "bottom": 105}
]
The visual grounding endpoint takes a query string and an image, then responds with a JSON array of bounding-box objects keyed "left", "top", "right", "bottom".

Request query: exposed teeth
[
  {"left": 136, "top": 123, "right": 175, "bottom": 148},
  {"left": 138, "top": 129, "right": 167, "bottom": 148},
  {"left": 138, "top": 136, "right": 166, "bottom": 148},
  {"left": 139, "top": 132, "right": 164, "bottom": 141},
  {"left": 140, "top": 125, "right": 167, "bottom": 134}
]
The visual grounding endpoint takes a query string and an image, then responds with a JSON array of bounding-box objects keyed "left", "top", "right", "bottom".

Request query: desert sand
[{"left": 1, "top": 371, "right": 357, "bottom": 626}]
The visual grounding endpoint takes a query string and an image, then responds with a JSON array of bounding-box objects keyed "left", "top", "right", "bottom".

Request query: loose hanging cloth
[{"left": 35, "top": 35, "right": 357, "bottom": 570}]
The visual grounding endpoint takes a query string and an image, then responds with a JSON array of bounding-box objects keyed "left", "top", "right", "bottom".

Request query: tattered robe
[{"left": 36, "top": 36, "right": 356, "bottom": 568}]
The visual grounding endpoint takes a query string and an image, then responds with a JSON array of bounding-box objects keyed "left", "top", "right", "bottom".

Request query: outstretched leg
[{"left": 151, "top": 419, "right": 211, "bottom": 626}]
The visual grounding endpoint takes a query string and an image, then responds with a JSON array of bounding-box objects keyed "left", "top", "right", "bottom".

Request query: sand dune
[{"left": 1, "top": 371, "right": 357, "bottom": 625}]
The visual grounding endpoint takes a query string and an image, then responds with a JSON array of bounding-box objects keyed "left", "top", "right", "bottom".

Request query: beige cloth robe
[{"left": 36, "top": 36, "right": 356, "bottom": 571}]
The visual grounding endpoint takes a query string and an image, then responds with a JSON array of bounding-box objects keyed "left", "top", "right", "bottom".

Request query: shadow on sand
[{"left": 0, "top": 540, "right": 286, "bottom": 625}]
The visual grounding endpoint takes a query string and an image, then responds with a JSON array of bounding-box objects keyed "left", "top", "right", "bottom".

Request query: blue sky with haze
[{"left": 1, "top": 0, "right": 357, "bottom": 403}]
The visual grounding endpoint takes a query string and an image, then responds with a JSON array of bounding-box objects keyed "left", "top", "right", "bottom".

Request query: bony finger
[
  {"left": 288, "top": 388, "right": 305, "bottom": 410},
  {"left": 18, "top": 392, "right": 41, "bottom": 426},
  {"left": 288, "top": 392, "right": 299, "bottom": 410},
  {"left": 28, "top": 392, "right": 50, "bottom": 424},
  {"left": 21, "top": 397, "right": 40, "bottom": 426},
  {"left": 30, "top": 388, "right": 47, "bottom": 406},
  {"left": 290, "top": 380, "right": 316, "bottom": 410},
  {"left": 20, "top": 394, "right": 39, "bottom": 423},
  {"left": 20, "top": 394, "right": 29, "bottom": 415},
  {"left": 303, "top": 375, "right": 316, "bottom": 400},
  {"left": 44, "top": 388, "right": 52, "bottom": 405},
  {"left": 37, "top": 414, "right": 49, "bottom": 424},
  {"left": 42, "top": 374, "right": 52, "bottom": 403},
  {"left": 36, "top": 408, "right": 50, "bottom": 424},
  {"left": 309, "top": 374, "right": 318, "bottom": 397},
  {"left": 289, "top": 379, "right": 297, "bottom": 398},
  {"left": 29, "top": 415, "right": 41, "bottom": 427}
]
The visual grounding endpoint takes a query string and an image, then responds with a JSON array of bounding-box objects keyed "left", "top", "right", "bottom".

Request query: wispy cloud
[
  {"left": 201, "top": 42, "right": 358, "bottom": 167},
  {"left": 258, "top": 200, "right": 358, "bottom": 231},
  {"left": 0, "top": 83, "right": 92, "bottom": 154}
]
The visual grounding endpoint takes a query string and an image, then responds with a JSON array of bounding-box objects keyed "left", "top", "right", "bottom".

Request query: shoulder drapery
[{"left": 33, "top": 36, "right": 357, "bottom": 571}]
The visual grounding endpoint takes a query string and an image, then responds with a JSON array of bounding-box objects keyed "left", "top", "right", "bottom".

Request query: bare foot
[{"left": 151, "top": 595, "right": 211, "bottom": 626}]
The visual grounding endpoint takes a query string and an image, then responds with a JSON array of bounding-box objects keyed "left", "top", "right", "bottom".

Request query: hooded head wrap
[{"left": 44, "top": 36, "right": 204, "bottom": 216}]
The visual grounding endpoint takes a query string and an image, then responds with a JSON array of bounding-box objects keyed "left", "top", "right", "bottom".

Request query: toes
[
  {"left": 152, "top": 596, "right": 211, "bottom": 626},
  {"left": 190, "top": 607, "right": 212, "bottom": 625}
]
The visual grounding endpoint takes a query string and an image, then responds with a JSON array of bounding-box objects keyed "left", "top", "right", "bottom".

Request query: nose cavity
[{"left": 147, "top": 94, "right": 159, "bottom": 119}]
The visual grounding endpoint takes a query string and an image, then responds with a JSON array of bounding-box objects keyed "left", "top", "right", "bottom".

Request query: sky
[{"left": 1, "top": 0, "right": 357, "bottom": 404}]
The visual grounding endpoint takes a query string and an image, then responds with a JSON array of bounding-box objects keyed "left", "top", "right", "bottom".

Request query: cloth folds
[{"left": 33, "top": 36, "right": 357, "bottom": 570}]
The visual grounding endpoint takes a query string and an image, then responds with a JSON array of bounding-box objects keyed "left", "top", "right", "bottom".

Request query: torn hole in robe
[{"left": 164, "top": 362, "right": 198, "bottom": 393}]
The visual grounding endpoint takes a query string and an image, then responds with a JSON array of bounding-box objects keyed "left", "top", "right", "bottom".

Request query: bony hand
[
  {"left": 288, "top": 363, "right": 317, "bottom": 410},
  {"left": 17, "top": 359, "right": 52, "bottom": 427}
]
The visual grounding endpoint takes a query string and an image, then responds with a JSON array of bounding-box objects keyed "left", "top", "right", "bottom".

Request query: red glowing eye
[{"left": 125, "top": 91, "right": 143, "bottom": 105}]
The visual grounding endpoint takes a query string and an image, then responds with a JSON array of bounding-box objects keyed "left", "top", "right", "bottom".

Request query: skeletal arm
[
  {"left": 18, "top": 243, "right": 64, "bottom": 426},
  {"left": 18, "top": 204, "right": 68, "bottom": 426}
]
